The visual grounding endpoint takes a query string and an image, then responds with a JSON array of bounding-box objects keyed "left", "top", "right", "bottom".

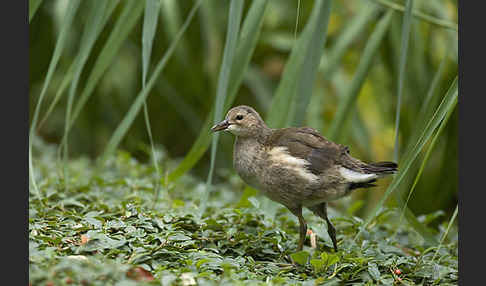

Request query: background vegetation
[{"left": 29, "top": 0, "right": 458, "bottom": 284}]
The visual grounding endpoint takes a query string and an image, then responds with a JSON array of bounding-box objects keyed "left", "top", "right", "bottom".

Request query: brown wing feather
[
  {"left": 267, "top": 127, "right": 347, "bottom": 175},
  {"left": 267, "top": 127, "right": 398, "bottom": 178}
]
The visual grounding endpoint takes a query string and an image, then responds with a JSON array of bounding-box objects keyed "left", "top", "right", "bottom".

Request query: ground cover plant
[
  {"left": 29, "top": 0, "right": 458, "bottom": 284},
  {"left": 29, "top": 139, "right": 457, "bottom": 285}
]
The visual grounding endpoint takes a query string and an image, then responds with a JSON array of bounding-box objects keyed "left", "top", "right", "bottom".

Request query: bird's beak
[{"left": 211, "top": 120, "right": 230, "bottom": 132}]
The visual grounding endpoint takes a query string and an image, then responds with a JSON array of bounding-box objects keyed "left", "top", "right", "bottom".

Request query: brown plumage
[{"left": 211, "top": 105, "right": 397, "bottom": 252}]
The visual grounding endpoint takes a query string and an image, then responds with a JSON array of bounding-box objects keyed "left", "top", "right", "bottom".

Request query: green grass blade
[
  {"left": 432, "top": 205, "right": 458, "bottom": 261},
  {"left": 29, "top": 0, "right": 81, "bottom": 200},
  {"left": 419, "top": 57, "right": 448, "bottom": 119},
  {"left": 141, "top": 0, "right": 162, "bottom": 205},
  {"left": 164, "top": 0, "right": 269, "bottom": 185},
  {"left": 371, "top": 0, "right": 457, "bottom": 31},
  {"left": 203, "top": 0, "right": 245, "bottom": 215},
  {"left": 101, "top": 0, "right": 203, "bottom": 163},
  {"left": 160, "top": 0, "right": 182, "bottom": 41},
  {"left": 65, "top": 0, "right": 145, "bottom": 139},
  {"left": 226, "top": 0, "right": 269, "bottom": 105},
  {"left": 356, "top": 76, "right": 458, "bottom": 244},
  {"left": 38, "top": 63, "right": 75, "bottom": 129},
  {"left": 266, "top": 0, "right": 331, "bottom": 128},
  {"left": 392, "top": 100, "right": 456, "bottom": 245},
  {"left": 29, "top": 0, "right": 43, "bottom": 22},
  {"left": 327, "top": 10, "right": 394, "bottom": 141},
  {"left": 37, "top": 0, "right": 120, "bottom": 129},
  {"left": 142, "top": 0, "right": 161, "bottom": 85},
  {"left": 400, "top": 55, "right": 447, "bottom": 161},
  {"left": 62, "top": 0, "right": 109, "bottom": 189},
  {"left": 290, "top": 0, "right": 332, "bottom": 126},
  {"left": 160, "top": 0, "right": 188, "bottom": 62},
  {"left": 321, "top": 3, "right": 379, "bottom": 78},
  {"left": 393, "top": 0, "right": 414, "bottom": 161},
  {"left": 399, "top": 99, "right": 456, "bottom": 224},
  {"left": 294, "top": 0, "right": 301, "bottom": 40},
  {"left": 396, "top": 57, "right": 447, "bottom": 159}
]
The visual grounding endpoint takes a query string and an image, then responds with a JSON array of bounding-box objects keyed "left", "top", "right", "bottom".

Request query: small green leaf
[
  {"left": 326, "top": 254, "right": 340, "bottom": 267},
  {"left": 169, "top": 233, "right": 192, "bottom": 241},
  {"left": 368, "top": 262, "right": 381, "bottom": 281},
  {"left": 310, "top": 258, "right": 325, "bottom": 273},
  {"left": 196, "top": 258, "right": 212, "bottom": 269},
  {"left": 290, "top": 250, "right": 310, "bottom": 265}
]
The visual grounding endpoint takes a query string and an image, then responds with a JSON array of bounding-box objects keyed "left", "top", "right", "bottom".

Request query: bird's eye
[{"left": 235, "top": 115, "right": 244, "bottom": 120}]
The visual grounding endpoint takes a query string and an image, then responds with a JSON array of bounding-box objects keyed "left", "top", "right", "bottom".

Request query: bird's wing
[
  {"left": 266, "top": 127, "right": 349, "bottom": 175},
  {"left": 267, "top": 127, "right": 397, "bottom": 184}
]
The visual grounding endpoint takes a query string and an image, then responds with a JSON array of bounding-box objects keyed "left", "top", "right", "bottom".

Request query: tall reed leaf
[
  {"left": 63, "top": 0, "right": 109, "bottom": 189},
  {"left": 101, "top": 0, "right": 203, "bottom": 162},
  {"left": 164, "top": 0, "right": 268, "bottom": 185},
  {"left": 393, "top": 0, "right": 414, "bottom": 161},
  {"left": 266, "top": 0, "right": 331, "bottom": 128},
  {"left": 432, "top": 205, "right": 457, "bottom": 261},
  {"left": 226, "top": 0, "right": 269, "bottom": 107},
  {"left": 410, "top": 56, "right": 448, "bottom": 144},
  {"left": 37, "top": 1, "right": 120, "bottom": 128},
  {"left": 160, "top": 0, "right": 188, "bottom": 63},
  {"left": 29, "top": 0, "right": 81, "bottom": 199},
  {"left": 142, "top": 0, "right": 160, "bottom": 86},
  {"left": 392, "top": 59, "right": 454, "bottom": 244},
  {"left": 327, "top": 10, "right": 393, "bottom": 141},
  {"left": 398, "top": 102, "right": 456, "bottom": 226},
  {"left": 65, "top": 0, "right": 145, "bottom": 138},
  {"left": 290, "top": 0, "right": 332, "bottom": 126},
  {"left": 356, "top": 76, "right": 457, "bottom": 243},
  {"left": 29, "top": 0, "right": 43, "bottom": 22},
  {"left": 203, "top": 0, "right": 245, "bottom": 215},
  {"left": 38, "top": 62, "right": 74, "bottom": 129},
  {"left": 371, "top": 0, "right": 457, "bottom": 31},
  {"left": 142, "top": 0, "right": 162, "bottom": 205}
]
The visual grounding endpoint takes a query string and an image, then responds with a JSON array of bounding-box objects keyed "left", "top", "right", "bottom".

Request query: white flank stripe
[
  {"left": 269, "top": 147, "right": 319, "bottom": 182},
  {"left": 339, "top": 167, "right": 377, "bottom": 183}
]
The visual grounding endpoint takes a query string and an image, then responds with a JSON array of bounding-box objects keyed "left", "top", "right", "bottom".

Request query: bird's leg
[
  {"left": 310, "top": 203, "right": 338, "bottom": 252},
  {"left": 289, "top": 206, "right": 307, "bottom": 251}
]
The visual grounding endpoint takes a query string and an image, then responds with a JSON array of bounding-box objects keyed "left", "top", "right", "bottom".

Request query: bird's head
[{"left": 211, "top": 105, "right": 267, "bottom": 138}]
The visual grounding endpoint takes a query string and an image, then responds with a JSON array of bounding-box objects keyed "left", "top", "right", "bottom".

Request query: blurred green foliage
[{"left": 29, "top": 0, "right": 457, "bottom": 220}]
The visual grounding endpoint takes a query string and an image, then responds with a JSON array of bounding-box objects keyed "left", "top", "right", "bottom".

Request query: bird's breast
[{"left": 233, "top": 138, "right": 266, "bottom": 190}]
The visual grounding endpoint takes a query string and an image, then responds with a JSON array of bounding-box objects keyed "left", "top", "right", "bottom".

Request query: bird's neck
[{"left": 236, "top": 125, "right": 272, "bottom": 144}]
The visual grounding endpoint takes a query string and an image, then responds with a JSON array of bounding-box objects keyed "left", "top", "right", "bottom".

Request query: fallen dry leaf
[
  {"left": 80, "top": 234, "right": 89, "bottom": 245},
  {"left": 126, "top": 267, "right": 154, "bottom": 282}
]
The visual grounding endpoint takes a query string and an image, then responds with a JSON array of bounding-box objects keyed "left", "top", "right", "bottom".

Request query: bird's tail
[
  {"left": 348, "top": 162, "right": 397, "bottom": 190},
  {"left": 363, "top": 161, "right": 398, "bottom": 176}
]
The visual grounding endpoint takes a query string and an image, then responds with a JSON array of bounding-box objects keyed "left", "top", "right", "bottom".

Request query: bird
[{"left": 211, "top": 105, "right": 397, "bottom": 252}]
